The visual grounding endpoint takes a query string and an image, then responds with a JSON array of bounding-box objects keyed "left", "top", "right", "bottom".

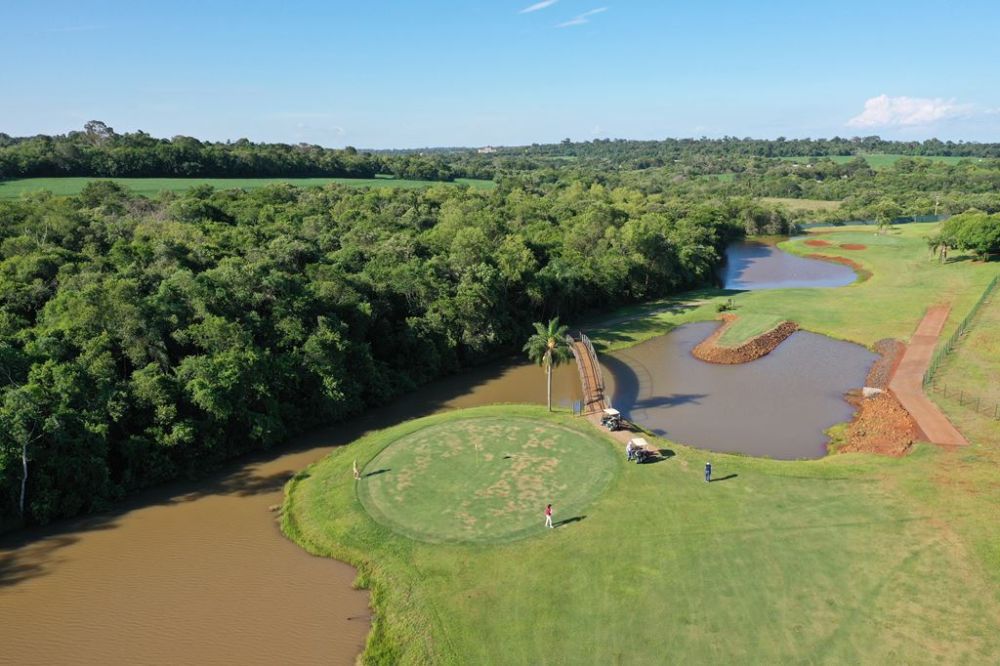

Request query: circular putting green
[{"left": 357, "top": 415, "right": 617, "bottom": 543}]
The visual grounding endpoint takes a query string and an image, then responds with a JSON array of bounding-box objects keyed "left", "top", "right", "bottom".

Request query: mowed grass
[
  {"left": 284, "top": 405, "right": 1000, "bottom": 664},
  {"left": 735, "top": 224, "right": 999, "bottom": 347},
  {"left": 930, "top": 285, "right": 1000, "bottom": 447},
  {"left": 356, "top": 416, "right": 617, "bottom": 543},
  {"left": 580, "top": 224, "right": 996, "bottom": 353},
  {"left": 716, "top": 312, "right": 787, "bottom": 347},
  {"left": 920, "top": 290, "right": 1000, "bottom": 583},
  {"left": 0, "top": 175, "right": 495, "bottom": 198},
  {"left": 779, "top": 154, "right": 980, "bottom": 169}
]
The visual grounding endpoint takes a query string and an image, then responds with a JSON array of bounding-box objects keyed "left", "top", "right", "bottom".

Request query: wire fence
[
  {"left": 921, "top": 273, "right": 1000, "bottom": 421},
  {"left": 926, "top": 382, "right": 1000, "bottom": 421},
  {"left": 923, "top": 273, "right": 999, "bottom": 386}
]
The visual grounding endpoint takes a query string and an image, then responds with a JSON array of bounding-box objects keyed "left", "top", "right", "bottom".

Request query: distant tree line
[
  {"left": 0, "top": 121, "right": 461, "bottom": 181},
  {"left": 0, "top": 179, "right": 789, "bottom": 526}
]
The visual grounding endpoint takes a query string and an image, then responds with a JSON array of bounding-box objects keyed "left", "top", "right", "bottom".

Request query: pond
[
  {"left": 604, "top": 321, "right": 876, "bottom": 459},
  {"left": 720, "top": 239, "right": 857, "bottom": 290}
]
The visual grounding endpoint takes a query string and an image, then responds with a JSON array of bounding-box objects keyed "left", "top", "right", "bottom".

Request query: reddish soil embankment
[
  {"left": 838, "top": 339, "right": 919, "bottom": 456},
  {"left": 692, "top": 314, "right": 799, "bottom": 364},
  {"left": 805, "top": 253, "right": 872, "bottom": 282},
  {"left": 804, "top": 239, "right": 831, "bottom": 247},
  {"left": 840, "top": 243, "right": 867, "bottom": 250}
]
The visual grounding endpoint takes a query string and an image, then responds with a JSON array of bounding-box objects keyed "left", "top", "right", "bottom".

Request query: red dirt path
[
  {"left": 804, "top": 239, "right": 831, "bottom": 247},
  {"left": 840, "top": 243, "right": 867, "bottom": 250},
  {"left": 888, "top": 305, "right": 969, "bottom": 447}
]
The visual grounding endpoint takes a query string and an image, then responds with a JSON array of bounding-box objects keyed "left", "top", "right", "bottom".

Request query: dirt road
[{"left": 889, "top": 305, "right": 969, "bottom": 447}]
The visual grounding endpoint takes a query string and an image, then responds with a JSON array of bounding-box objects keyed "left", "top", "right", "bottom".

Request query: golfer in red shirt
[{"left": 544, "top": 504, "right": 553, "bottom": 529}]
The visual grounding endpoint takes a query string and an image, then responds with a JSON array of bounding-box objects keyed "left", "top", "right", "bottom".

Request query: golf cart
[{"left": 601, "top": 407, "right": 623, "bottom": 431}]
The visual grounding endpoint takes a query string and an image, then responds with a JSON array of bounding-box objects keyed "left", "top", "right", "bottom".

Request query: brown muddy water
[
  {"left": 604, "top": 321, "right": 876, "bottom": 459},
  {"left": 0, "top": 296, "right": 871, "bottom": 662},
  {"left": 0, "top": 361, "right": 582, "bottom": 666}
]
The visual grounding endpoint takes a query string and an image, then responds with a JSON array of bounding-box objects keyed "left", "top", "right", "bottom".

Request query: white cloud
[
  {"left": 556, "top": 7, "right": 608, "bottom": 28},
  {"left": 519, "top": 0, "right": 558, "bottom": 13},
  {"left": 847, "top": 94, "right": 972, "bottom": 128}
]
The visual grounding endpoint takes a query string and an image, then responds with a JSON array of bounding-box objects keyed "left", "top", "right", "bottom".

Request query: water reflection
[
  {"left": 721, "top": 240, "right": 856, "bottom": 290},
  {"left": 605, "top": 322, "right": 875, "bottom": 459}
]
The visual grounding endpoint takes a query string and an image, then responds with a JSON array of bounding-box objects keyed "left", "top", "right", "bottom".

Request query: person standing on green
[
  {"left": 704, "top": 462, "right": 712, "bottom": 483},
  {"left": 544, "top": 503, "right": 554, "bottom": 529}
]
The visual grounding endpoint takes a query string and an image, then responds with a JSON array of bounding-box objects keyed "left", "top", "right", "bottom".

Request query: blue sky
[{"left": 2, "top": 1, "right": 999, "bottom": 147}]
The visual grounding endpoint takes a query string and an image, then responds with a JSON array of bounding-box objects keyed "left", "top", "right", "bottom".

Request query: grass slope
[
  {"left": 284, "top": 405, "right": 1000, "bottom": 664},
  {"left": 716, "top": 312, "right": 788, "bottom": 347},
  {"left": 0, "top": 176, "right": 495, "bottom": 198}
]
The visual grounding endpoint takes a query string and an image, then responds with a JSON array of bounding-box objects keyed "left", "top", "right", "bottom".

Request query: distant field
[
  {"left": 0, "top": 176, "right": 495, "bottom": 199},
  {"left": 759, "top": 197, "right": 842, "bottom": 212},
  {"left": 780, "top": 154, "right": 981, "bottom": 170}
]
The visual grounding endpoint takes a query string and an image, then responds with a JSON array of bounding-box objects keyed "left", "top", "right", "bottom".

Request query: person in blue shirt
[{"left": 705, "top": 461, "right": 712, "bottom": 483}]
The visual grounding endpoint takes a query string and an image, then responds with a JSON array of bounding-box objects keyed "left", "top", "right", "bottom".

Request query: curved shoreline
[
  {"left": 691, "top": 314, "right": 799, "bottom": 364},
  {"left": 802, "top": 252, "right": 872, "bottom": 282}
]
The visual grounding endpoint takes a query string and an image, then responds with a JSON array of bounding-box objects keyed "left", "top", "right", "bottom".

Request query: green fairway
[
  {"left": 357, "top": 416, "right": 617, "bottom": 543},
  {"left": 716, "top": 312, "right": 788, "bottom": 346},
  {"left": 578, "top": 224, "right": 998, "bottom": 353},
  {"left": 0, "top": 175, "right": 495, "bottom": 198},
  {"left": 285, "top": 405, "right": 1000, "bottom": 664},
  {"left": 779, "top": 154, "right": 978, "bottom": 169}
]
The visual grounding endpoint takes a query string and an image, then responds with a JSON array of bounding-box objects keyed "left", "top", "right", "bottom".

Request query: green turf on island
[{"left": 357, "top": 416, "right": 617, "bottom": 543}]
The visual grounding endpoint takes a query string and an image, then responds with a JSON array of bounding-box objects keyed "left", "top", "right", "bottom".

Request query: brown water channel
[
  {"left": 604, "top": 321, "right": 876, "bottom": 459},
  {"left": 0, "top": 361, "right": 582, "bottom": 666},
  {"left": 0, "top": 239, "right": 867, "bottom": 663}
]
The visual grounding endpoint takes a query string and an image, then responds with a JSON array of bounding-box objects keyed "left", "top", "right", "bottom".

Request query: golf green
[{"left": 357, "top": 416, "right": 618, "bottom": 543}]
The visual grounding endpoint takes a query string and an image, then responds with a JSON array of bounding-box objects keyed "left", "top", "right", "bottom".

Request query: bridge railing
[{"left": 567, "top": 331, "right": 607, "bottom": 412}]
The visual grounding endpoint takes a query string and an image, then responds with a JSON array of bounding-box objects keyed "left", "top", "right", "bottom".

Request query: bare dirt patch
[
  {"left": 840, "top": 243, "right": 867, "bottom": 250},
  {"left": 804, "top": 239, "right": 832, "bottom": 247},
  {"left": 692, "top": 314, "right": 799, "bottom": 364},
  {"left": 837, "top": 339, "right": 919, "bottom": 456}
]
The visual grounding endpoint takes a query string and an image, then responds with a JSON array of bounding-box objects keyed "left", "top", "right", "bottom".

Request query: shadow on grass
[
  {"left": 633, "top": 449, "right": 675, "bottom": 465},
  {"left": 364, "top": 468, "right": 391, "bottom": 478},
  {"left": 710, "top": 474, "right": 739, "bottom": 483},
  {"left": 554, "top": 516, "right": 586, "bottom": 527}
]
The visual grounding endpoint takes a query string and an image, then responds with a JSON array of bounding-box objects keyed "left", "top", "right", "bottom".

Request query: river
[{"left": 0, "top": 240, "right": 866, "bottom": 664}]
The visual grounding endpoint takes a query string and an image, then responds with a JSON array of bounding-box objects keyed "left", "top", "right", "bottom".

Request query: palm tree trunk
[
  {"left": 546, "top": 359, "right": 553, "bottom": 411},
  {"left": 20, "top": 442, "right": 28, "bottom": 517}
]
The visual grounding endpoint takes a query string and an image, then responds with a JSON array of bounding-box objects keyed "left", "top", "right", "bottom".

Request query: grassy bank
[
  {"left": 580, "top": 224, "right": 996, "bottom": 352},
  {"left": 0, "top": 175, "right": 495, "bottom": 198},
  {"left": 284, "top": 405, "right": 1000, "bottom": 664}
]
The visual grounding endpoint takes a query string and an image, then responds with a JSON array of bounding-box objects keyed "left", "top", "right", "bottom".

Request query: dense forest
[
  {"left": 0, "top": 179, "right": 800, "bottom": 525},
  {"left": 4, "top": 126, "right": 1000, "bottom": 527},
  {"left": 0, "top": 122, "right": 460, "bottom": 181}
]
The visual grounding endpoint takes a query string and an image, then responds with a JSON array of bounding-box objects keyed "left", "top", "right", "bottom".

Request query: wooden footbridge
[{"left": 567, "top": 332, "right": 608, "bottom": 414}]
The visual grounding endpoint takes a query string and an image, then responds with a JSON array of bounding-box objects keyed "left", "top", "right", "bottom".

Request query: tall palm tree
[{"left": 523, "top": 317, "right": 573, "bottom": 412}]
